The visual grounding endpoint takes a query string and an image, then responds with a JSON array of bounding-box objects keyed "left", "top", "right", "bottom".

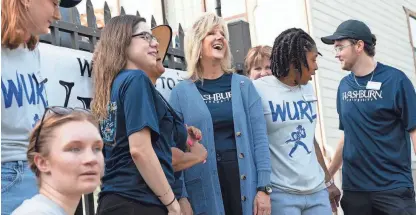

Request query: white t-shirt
[
  {"left": 253, "top": 76, "right": 325, "bottom": 194},
  {"left": 12, "top": 194, "right": 67, "bottom": 215},
  {"left": 1, "top": 45, "right": 48, "bottom": 162}
]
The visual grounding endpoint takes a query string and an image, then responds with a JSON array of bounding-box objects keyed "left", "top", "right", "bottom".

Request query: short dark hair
[
  {"left": 348, "top": 34, "right": 377, "bottom": 57},
  {"left": 270, "top": 28, "right": 317, "bottom": 78}
]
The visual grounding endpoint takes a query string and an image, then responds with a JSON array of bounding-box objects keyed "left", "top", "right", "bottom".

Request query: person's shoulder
[
  {"left": 252, "top": 76, "right": 274, "bottom": 89},
  {"left": 377, "top": 62, "right": 406, "bottom": 77},
  {"left": 1, "top": 44, "right": 40, "bottom": 59},
  {"left": 114, "top": 69, "right": 151, "bottom": 87},
  {"left": 338, "top": 73, "right": 352, "bottom": 87},
  {"left": 377, "top": 62, "right": 414, "bottom": 87},
  {"left": 117, "top": 69, "right": 147, "bottom": 80},
  {"left": 12, "top": 195, "right": 62, "bottom": 215},
  {"left": 232, "top": 73, "right": 254, "bottom": 90},
  {"left": 303, "top": 81, "right": 315, "bottom": 93},
  {"left": 172, "top": 78, "right": 194, "bottom": 91},
  {"left": 341, "top": 72, "right": 352, "bottom": 82},
  {"left": 232, "top": 73, "right": 251, "bottom": 82}
]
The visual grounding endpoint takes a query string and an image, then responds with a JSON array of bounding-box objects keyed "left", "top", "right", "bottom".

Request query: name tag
[
  {"left": 303, "top": 94, "right": 317, "bottom": 102},
  {"left": 366, "top": 81, "right": 382, "bottom": 90}
]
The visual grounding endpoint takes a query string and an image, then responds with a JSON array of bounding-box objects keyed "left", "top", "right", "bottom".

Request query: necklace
[
  {"left": 353, "top": 71, "right": 374, "bottom": 88},
  {"left": 353, "top": 62, "right": 378, "bottom": 88}
]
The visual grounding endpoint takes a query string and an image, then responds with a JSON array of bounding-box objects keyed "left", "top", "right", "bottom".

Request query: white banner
[{"left": 39, "top": 43, "right": 187, "bottom": 108}]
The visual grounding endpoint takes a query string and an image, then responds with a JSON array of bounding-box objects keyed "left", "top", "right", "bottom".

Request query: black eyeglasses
[
  {"left": 34, "top": 106, "right": 91, "bottom": 152},
  {"left": 132, "top": 32, "right": 159, "bottom": 44}
]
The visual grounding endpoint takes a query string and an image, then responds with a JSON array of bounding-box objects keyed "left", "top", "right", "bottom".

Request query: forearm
[
  {"left": 172, "top": 147, "right": 202, "bottom": 172},
  {"left": 328, "top": 134, "right": 344, "bottom": 177},
  {"left": 314, "top": 137, "right": 330, "bottom": 182},
  {"left": 131, "top": 143, "right": 175, "bottom": 204},
  {"left": 410, "top": 129, "right": 416, "bottom": 155}
]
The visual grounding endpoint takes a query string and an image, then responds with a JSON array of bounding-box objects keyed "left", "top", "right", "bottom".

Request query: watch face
[{"left": 266, "top": 186, "right": 272, "bottom": 194}]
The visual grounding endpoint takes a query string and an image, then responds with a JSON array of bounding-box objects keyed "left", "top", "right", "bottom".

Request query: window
[
  {"left": 405, "top": 7, "right": 416, "bottom": 71},
  {"left": 76, "top": 0, "right": 120, "bottom": 28},
  {"left": 164, "top": 0, "right": 202, "bottom": 33}
]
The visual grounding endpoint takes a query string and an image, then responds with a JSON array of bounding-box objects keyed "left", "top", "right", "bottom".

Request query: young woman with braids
[{"left": 253, "top": 28, "right": 341, "bottom": 215}]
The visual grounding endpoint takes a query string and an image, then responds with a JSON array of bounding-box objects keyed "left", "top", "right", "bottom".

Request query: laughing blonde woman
[{"left": 169, "top": 13, "right": 272, "bottom": 215}]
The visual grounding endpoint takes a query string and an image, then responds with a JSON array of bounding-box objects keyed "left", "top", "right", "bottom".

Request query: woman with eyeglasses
[
  {"left": 92, "top": 15, "right": 204, "bottom": 215},
  {"left": 11, "top": 107, "right": 104, "bottom": 215},
  {"left": 1, "top": 0, "right": 81, "bottom": 214}
]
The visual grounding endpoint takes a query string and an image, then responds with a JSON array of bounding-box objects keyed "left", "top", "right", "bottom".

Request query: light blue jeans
[
  {"left": 271, "top": 188, "right": 332, "bottom": 215},
  {"left": 1, "top": 161, "right": 38, "bottom": 215}
]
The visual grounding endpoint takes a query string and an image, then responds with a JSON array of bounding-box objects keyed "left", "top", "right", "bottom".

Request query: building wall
[
  {"left": 246, "top": 0, "right": 309, "bottom": 46},
  {"left": 164, "top": 0, "right": 248, "bottom": 33}
]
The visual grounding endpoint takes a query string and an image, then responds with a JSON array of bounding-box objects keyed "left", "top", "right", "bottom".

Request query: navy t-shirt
[
  {"left": 157, "top": 92, "right": 188, "bottom": 199},
  {"left": 337, "top": 62, "right": 416, "bottom": 191},
  {"left": 195, "top": 73, "right": 236, "bottom": 152},
  {"left": 99, "top": 69, "right": 175, "bottom": 206}
]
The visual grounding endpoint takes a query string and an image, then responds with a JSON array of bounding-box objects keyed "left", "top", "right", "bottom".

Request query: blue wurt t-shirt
[
  {"left": 195, "top": 73, "right": 236, "bottom": 152},
  {"left": 337, "top": 62, "right": 416, "bottom": 191},
  {"left": 99, "top": 69, "right": 174, "bottom": 206}
]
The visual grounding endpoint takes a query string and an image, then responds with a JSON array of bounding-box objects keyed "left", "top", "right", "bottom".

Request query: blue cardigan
[{"left": 169, "top": 73, "right": 271, "bottom": 215}]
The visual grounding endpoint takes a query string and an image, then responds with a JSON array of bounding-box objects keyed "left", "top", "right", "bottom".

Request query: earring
[{"left": 24, "top": 0, "right": 30, "bottom": 11}]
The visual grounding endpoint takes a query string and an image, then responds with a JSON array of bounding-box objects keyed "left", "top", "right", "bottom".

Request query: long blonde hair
[
  {"left": 92, "top": 15, "right": 146, "bottom": 120},
  {"left": 184, "top": 13, "right": 233, "bottom": 81}
]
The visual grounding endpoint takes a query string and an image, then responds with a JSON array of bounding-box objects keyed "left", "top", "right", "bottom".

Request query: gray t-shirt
[
  {"left": 12, "top": 194, "right": 67, "bottom": 215},
  {"left": 1, "top": 45, "right": 47, "bottom": 163},
  {"left": 253, "top": 76, "right": 325, "bottom": 194}
]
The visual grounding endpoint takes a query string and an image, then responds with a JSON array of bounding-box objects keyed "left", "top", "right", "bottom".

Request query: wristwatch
[
  {"left": 325, "top": 179, "right": 334, "bottom": 187},
  {"left": 257, "top": 185, "right": 273, "bottom": 195}
]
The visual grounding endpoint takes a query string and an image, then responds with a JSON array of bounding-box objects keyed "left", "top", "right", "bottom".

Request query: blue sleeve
[
  {"left": 168, "top": 86, "right": 184, "bottom": 120},
  {"left": 121, "top": 75, "right": 160, "bottom": 139},
  {"left": 247, "top": 80, "right": 271, "bottom": 188},
  {"left": 173, "top": 119, "right": 188, "bottom": 151},
  {"left": 336, "top": 85, "right": 344, "bottom": 130},
  {"left": 395, "top": 75, "right": 416, "bottom": 131},
  {"left": 168, "top": 86, "right": 188, "bottom": 198}
]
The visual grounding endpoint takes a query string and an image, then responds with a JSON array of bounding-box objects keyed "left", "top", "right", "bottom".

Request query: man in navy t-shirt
[{"left": 322, "top": 20, "right": 416, "bottom": 215}]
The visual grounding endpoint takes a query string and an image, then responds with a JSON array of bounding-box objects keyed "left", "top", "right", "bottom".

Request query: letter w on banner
[{"left": 39, "top": 43, "right": 187, "bottom": 109}]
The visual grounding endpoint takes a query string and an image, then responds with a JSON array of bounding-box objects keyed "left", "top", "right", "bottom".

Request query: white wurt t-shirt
[
  {"left": 1, "top": 45, "right": 47, "bottom": 163},
  {"left": 253, "top": 76, "right": 325, "bottom": 194}
]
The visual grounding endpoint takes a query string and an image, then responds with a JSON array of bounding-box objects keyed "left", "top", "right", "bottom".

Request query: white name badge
[
  {"left": 366, "top": 81, "right": 382, "bottom": 90},
  {"left": 303, "top": 94, "right": 317, "bottom": 102}
]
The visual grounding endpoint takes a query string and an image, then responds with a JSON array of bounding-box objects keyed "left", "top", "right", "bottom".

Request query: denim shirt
[{"left": 169, "top": 73, "right": 271, "bottom": 215}]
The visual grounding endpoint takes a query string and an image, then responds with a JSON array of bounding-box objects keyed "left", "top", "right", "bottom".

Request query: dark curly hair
[{"left": 271, "top": 28, "right": 318, "bottom": 78}]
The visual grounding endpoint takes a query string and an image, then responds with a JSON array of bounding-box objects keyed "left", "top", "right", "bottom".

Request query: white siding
[{"left": 308, "top": 0, "right": 416, "bottom": 156}]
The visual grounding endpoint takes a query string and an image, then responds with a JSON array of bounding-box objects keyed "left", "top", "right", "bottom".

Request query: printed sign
[{"left": 39, "top": 43, "right": 187, "bottom": 108}]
